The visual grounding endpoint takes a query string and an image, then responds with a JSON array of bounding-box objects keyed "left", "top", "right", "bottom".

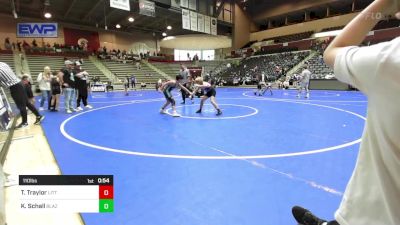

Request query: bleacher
[
  {"left": 262, "top": 31, "right": 314, "bottom": 43},
  {"left": 302, "top": 54, "right": 333, "bottom": 79},
  {"left": 198, "top": 60, "right": 225, "bottom": 74},
  {"left": 26, "top": 55, "right": 106, "bottom": 83},
  {"left": 101, "top": 60, "right": 163, "bottom": 84},
  {"left": 0, "top": 52, "right": 15, "bottom": 73},
  {"left": 374, "top": 19, "right": 400, "bottom": 31},
  {"left": 320, "top": 26, "right": 344, "bottom": 32},
  {"left": 150, "top": 60, "right": 225, "bottom": 79},
  {"left": 212, "top": 60, "right": 233, "bottom": 75},
  {"left": 151, "top": 62, "right": 191, "bottom": 78},
  {"left": 220, "top": 51, "right": 310, "bottom": 83}
]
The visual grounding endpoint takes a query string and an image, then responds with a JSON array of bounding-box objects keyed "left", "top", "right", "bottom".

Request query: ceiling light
[
  {"left": 44, "top": 12, "right": 52, "bottom": 18},
  {"left": 162, "top": 32, "right": 167, "bottom": 37},
  {"left": 128, "top": 17, "right": 134, "bottom": 22},
  {"left": 167, "top": 25, "right": 172, "bottom": 30},
  {"left": 116, "top": 24, "right": 121, "bottom": 29}
]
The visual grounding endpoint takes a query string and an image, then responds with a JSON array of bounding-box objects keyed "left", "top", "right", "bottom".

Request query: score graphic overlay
[{"left": 19, "top": 175, "right": 114, "bottom": 213}]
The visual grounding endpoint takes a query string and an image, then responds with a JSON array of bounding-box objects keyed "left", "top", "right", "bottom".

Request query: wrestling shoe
[
  {"left": 172, "top": 112, "right": 181, "bottom": 117},
  {"left": 292, "top": 206, "right": 326, "bottom": 225}
]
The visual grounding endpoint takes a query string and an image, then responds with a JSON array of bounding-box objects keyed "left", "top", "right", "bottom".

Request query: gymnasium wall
[
  {"left": 310, "top": 79, "right": 350, "bottom": 90},
  {"left": 0, "top": 14, "right": 157, "bottom": 54},
  {"left": 233, "top": 3, "right": 258, "bottom": 49},
  {"left": 63, "top": 28, "right": 100, "bottom": 52},
  {"left": 0, "top": 14, "right": 65, "bottom": 46},
  {"left": 250, "top": 12, "right": 359, "bottom": 42},
  {"left": 98, "top": 30, "right": 158, "bottom": 54},
  {"left": 253, "top": 0, "right": 343, "bottom": 21}
]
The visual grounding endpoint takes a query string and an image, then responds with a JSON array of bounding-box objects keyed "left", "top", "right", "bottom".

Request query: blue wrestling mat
[{"left": 40, "top": 88, "right": 367, "bottom": 225}]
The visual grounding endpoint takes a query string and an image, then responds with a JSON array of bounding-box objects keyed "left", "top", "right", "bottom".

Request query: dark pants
[
  {"left": 181, "top": 83, "right": 191, "bottom": 103},
  {"left": 76, "top": 87, "right": 88, "bottom": 107},
  {"left": 131, "top": 81, "right": 136, "bottom": 89},
  {"left": 10, "top": 82, "right": 40, "bottom": 123}
]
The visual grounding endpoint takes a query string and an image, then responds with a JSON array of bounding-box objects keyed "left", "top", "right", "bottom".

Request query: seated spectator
[
  {"left": 140, "top": 82, "right": 146, "bottom": 90},
  {"left": 22, "top": 40, "right": 30, "bottom": 51},
  {"left": 4, "top": 37, "right": 12, "bottom": 50},
  {"left": 106, "top": 81, "right": 113, "bottom": 92},
  {"left": 32, "top": 39, "right": 38, "bottom": 47}
]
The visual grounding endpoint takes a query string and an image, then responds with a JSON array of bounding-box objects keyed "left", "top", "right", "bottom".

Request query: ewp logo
[{"left": 17, "top": 23, "right": 58, "bottom": 38}]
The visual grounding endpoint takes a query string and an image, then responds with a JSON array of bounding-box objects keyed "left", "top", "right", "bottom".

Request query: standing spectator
[
  {"left": 74, "top": 61, "right": 92, "bottom": 111},
  {"left": 50, "top": 72, "right": 61, "bottom": 111},
  {"left": 21, "top": 75, "right": 35, "bottom": 105},
  {"left": 130, "top": 74, "right": 136, "bottom": 90},
  {"left": 37, "top": 66, "right": 52, "bottom": 110},
  {"left": 58, "top": 60, "right": 76, "bottom": 114},
  {"left": 292, "top": 0, "right": 400, "bottom": 225},
  {"left": 297, "top": 65, "right": 311, "bottom": 98},
  {"left": 123, "top": 76, "right": 129, "bottom": 96},
  {"left": 0, "top": 62, "right": 44, "bottom": 128}
]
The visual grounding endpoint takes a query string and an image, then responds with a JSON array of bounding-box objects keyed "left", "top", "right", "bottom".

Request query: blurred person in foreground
[{"left": 292, "top": 0, "right": 400, "bottom": 225}]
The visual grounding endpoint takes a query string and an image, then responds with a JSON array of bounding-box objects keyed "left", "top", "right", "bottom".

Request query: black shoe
[
  {"left": 196, "top": 109, "right": 202, "bottom": 113},
  {"left": 34, "top": 115, "right": 45, "bottom": 125},
  {"left": 181, "top": 101, "right": 185, "bottom": 104},
  {"left": 15, "top": 123, "right": 28, "bottom": 129},
  {"left": 216, "top": 109, "right": 222, "bottom": 116},
  {"left": 292, "top": 206, "right": 326, "bottom": 225}
]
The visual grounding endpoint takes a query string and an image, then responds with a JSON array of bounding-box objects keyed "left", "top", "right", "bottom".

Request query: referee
[
  {"left": 179, "top": 64, "right": 190, "bottom": 104},
  {"left": 0, "top": 62, "right": 44, "bottom": 128}
]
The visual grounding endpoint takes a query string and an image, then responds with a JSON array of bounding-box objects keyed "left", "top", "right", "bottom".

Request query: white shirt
[
  {"left": 334, "top": 38, "right": 400, "bottom": 225},
  {"left": 300, "top": 69, "right": 311, "bottom": 84},
  {"left": 180, "top": 68, "right": 190, "bottom": 83},
  {"left": 37, "top": 72, "right": 51, "bottom": 90}
]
